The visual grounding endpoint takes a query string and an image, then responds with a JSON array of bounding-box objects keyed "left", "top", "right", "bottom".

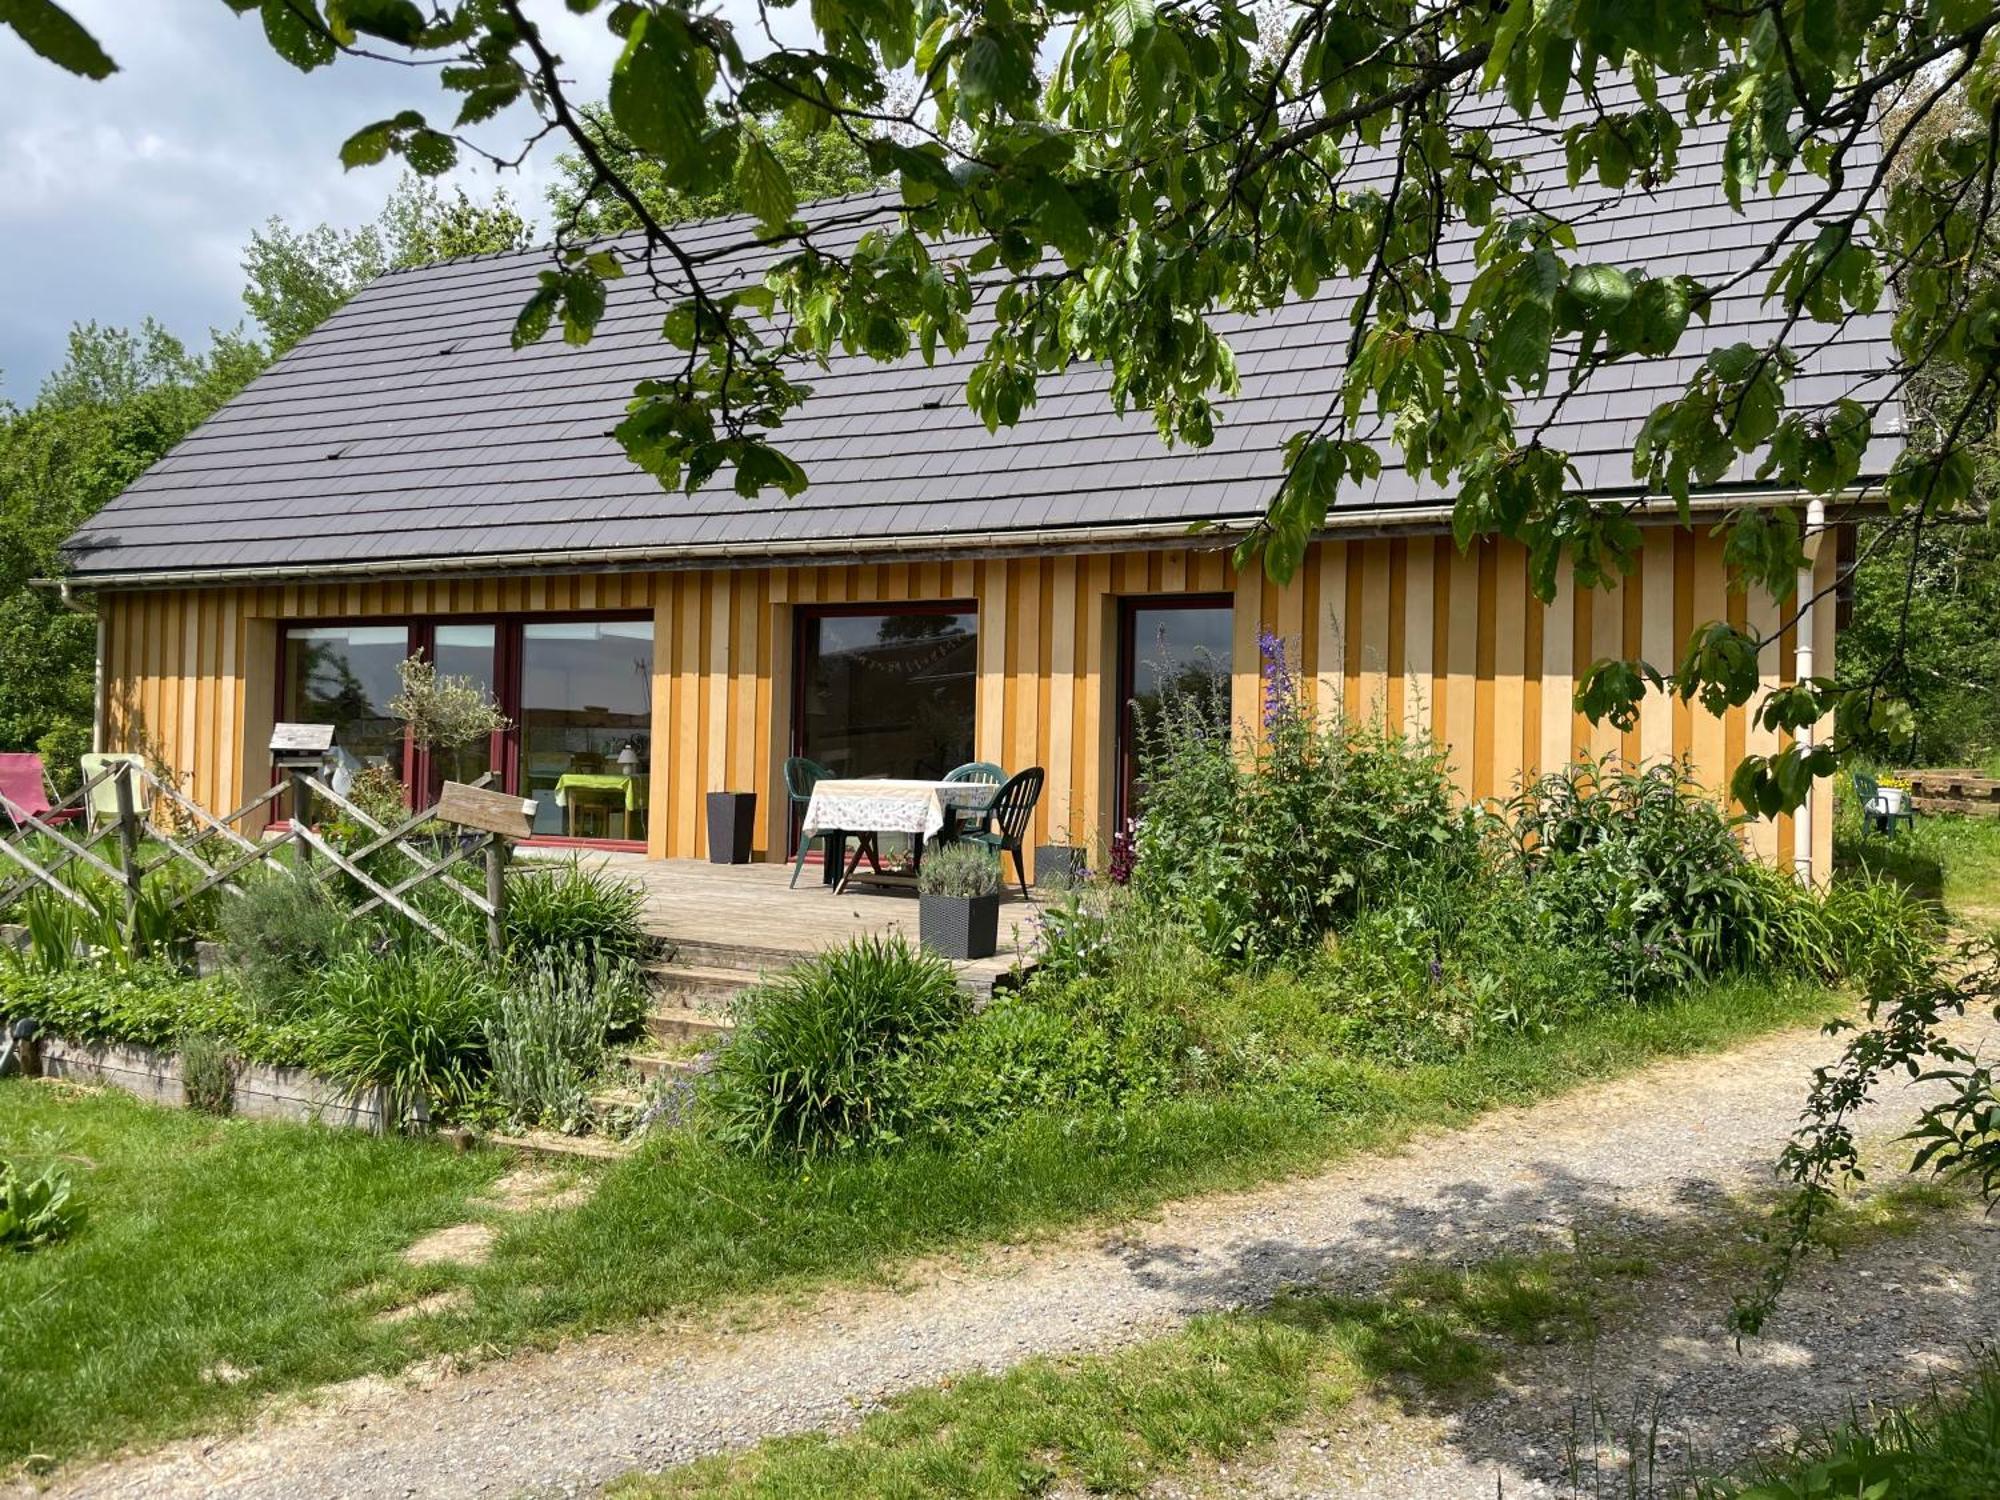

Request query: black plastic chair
[
  {"left": 960, "top": 766, "right": 1045, "bottom": 900},
  {"left": 785, "top": 756, "right": 878, "bottom": 889}
]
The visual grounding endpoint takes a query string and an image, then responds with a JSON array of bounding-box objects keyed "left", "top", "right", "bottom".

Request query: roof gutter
[{"left": 42, "top": 487, "right": 1867, "bottom": 593}]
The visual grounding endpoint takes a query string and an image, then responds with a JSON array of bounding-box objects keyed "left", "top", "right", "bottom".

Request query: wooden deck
[{"left": 567, "top": 854, "right": 1045, "bottom": 991}]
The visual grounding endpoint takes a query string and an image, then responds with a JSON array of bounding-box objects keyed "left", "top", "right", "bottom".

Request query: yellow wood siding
[{"left": 96, "top": 527, "right": 1834, "bottom": 878}]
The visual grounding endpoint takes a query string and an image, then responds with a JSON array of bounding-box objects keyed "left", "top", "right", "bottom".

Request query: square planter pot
[
  {"left": 919, "top": 892, "right": 1001, "bottom": 961},
  {"left": 705, "top": 791, "right": 758, "bottom": 864},
  {"left": 1033, "top": 843, "right": 1087, "bottom": 888}
]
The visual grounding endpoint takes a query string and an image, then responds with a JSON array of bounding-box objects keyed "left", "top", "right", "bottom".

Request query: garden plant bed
[{"left": 34, "top": 1035, "right": 390, "bottom": 1131}]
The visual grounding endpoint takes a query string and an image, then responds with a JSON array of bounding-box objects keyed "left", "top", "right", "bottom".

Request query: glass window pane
[
  {"left": 429, "top": 624, "right": 499, "bottom": 792},
  {"left": 1122, "top": 603, "right": 1232, "bottom": 820},
  {"left": 521, "top": 619, "right": 653, "bottom": 841},
  {"left": 281, "top": 625, "right": 409, "bottom": 777},
  {"left": 798, "top": 611, "right": 978, "bottom": 782}
]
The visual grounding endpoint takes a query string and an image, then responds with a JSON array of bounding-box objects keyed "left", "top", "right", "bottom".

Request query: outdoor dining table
[{"left": 799, "top": 778, "right": 998, "bottom": 894}]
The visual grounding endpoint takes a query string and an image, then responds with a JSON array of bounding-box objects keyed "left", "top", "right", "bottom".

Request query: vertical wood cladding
[{"left": 98, "top": 527, "right": 1835, "bottom": 876}]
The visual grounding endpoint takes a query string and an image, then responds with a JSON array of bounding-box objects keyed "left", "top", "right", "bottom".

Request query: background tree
[
  {"left": 546, "top": 103, "right": 877, "bottom": 238},
  {"left": 243, "top": 174, "right": 533, "bottom": 354},
  {"left": 1841, "top": 86, "right": 2000, "bottom": 770},
  {"left": 0, "top": 322, "right": 265, "bottom": 782},
  {"left": 0, "top": 171, "right": 533, "bottom": 776}
]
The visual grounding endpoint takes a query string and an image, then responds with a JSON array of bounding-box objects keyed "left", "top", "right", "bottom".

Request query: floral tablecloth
[{"left": 800, "top": 778, "right": 995, "bottom": 841}]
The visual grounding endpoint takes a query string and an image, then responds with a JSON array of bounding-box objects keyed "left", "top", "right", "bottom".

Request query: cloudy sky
[{"left": 0, "top": 2, "right": 663, "bottom": 400}]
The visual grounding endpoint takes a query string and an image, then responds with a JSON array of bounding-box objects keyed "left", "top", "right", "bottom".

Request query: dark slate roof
[{"left": 65, "top": 91, "right": 1902, "bottom": 582}]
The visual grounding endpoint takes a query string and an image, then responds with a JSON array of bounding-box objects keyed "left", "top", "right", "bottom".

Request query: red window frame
[{"left": 274, "top": 610, "right": 653, "bottom": 851}]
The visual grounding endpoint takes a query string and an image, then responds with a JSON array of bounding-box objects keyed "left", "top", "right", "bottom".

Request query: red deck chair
[{"left": 0, "top": 753, "right": 79, "bottom": 831}]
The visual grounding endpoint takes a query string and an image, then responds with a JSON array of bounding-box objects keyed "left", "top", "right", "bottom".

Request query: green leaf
[
  {"left": 339, "top": 120, "right": 396, "bottom": 169},
  {"left": 0, "top": 0, "right": 116, "bottom": 78},
  {"left": 609, "top": 9, "right": 708, "bottom": 156},
  {"left": 326, "top": 0, "right": 426, "bottom": 45},
  {"left": 1102, "top": 0, "right": 1156, "bottom": 49},
  {"left": 735, "top": 131, "right": 797, "bottom": 233},
  {"left": 260, "top": 0, "right": 336, "bottom": 70},
  {"left": 1566, "top": 263, "right": 1633, "bottom": 315}
]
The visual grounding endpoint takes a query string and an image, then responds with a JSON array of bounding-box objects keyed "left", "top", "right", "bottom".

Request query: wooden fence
[{"left": 0, "top": 761, "right": 516, "bottom": 958}]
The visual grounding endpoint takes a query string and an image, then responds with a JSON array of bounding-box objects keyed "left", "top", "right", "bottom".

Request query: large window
[
  {"left": 795, "top": 607, "right": 978, "bottom": 783},
  {"left": 1118, "top": 597, "right": 1233, "bottom": 824},
  {"left": 520, "top": 620, "right": 653, "bottom": 841},
  {"left": 277, "top": 614, "right": 651, "bottom": 846},
  {"left": 281, "top": 625, "right": 410, "bottom": 780}
]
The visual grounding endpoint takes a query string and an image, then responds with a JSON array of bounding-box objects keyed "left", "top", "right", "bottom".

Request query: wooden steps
[
  {"left": 492, "top": 1129, "right": 629, "bottom": 1162},
  {"left": 644, "top": 1003, "right": 734, "bottom": 1045},
  {"left": 645, "top": 960, "right": 762, "bottom": 1011}
]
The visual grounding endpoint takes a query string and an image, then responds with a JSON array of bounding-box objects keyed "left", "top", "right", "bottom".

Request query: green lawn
[
  {"left": 0, "top": 1083, "right": 501, "bottom": 1471},
  {"left": 0, "top": 973, "right": 1839, "bottom": 1475},
  {"left": 442, "top": 973, "right": 1837, "bottom": 1349},
  {"left": 1837, "top": 810, "right": 2000, "bottom": 936}
]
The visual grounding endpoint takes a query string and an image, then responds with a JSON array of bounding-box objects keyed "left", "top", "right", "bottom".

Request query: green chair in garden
[
  {"left": 784, "top": 756, "right": 879, "bottom": 889},
  {"left": 1852, "top": 771, "right": 1916, "bottom": 836},
  {"left": 940, "top": 761, "right": 1005, "bottom": 840},
  {"left": 960, "top": 766, "right": 1045, "bottom": 900}
]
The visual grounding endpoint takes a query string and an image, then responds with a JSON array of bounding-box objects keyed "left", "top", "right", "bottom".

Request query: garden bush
[
  {"left": 1131, "top": 635, "right": 1479, "bottom": 963},
  {"left": 308, "top": 948, "right": 498, "bottom": 1120},
  {"left": 486, "top": 944, "right": 641, "bottom": 1131},
  {"left": 0, "top": 962, "right": 320, "bottom": 1066},
  {"left": 703, "top": 935, "right": 965, "bottom": 1159},
  {"left": 214, "top": 872, "right": 363, "bottom": 1013},
  {"left": 504, "top": 859, "right": 648, "bottom": 964},
  {"left": 1507, "top": 759, "right": 1804, "bottom": 1000},
  {"left": 178, "top": 1032, "right": 236, "bottom": 1116}
]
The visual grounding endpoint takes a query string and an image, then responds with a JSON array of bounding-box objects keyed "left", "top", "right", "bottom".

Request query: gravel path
[
  {"left": 37, "top": 1015, "right": 1996, "bottom": 1500},
  {"left": 1157, "top": 1187, "right": 2000, "bottom": 1498}
]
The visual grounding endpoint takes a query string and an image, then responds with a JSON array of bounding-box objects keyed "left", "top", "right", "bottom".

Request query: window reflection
[
  {"left": 429, "top": 623, "right": 499, "bottom": 792},
  {"left": 798, "top": 611, "right": 978, "bottom": 782},
  {"left": 280, "top": 625, "right": 410, "bottom": 777},
  {"left": 1120, "top": 602, "right": 1232, "bottom": 821},
  {"left": 520, "top": 620, "right": 653, "bottom": 840}
]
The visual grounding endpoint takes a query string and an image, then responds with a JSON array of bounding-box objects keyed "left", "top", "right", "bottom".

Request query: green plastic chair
[
  {"left": 784, "top": 756, "right": 879, "bottom": 888},
  {"left": 944, "top": 761, "right": 1004, "bottom": 784},
  {"left": 1852, "top": 771, "right": 1915, "bottom": 836},
  {"left": 940, "top": 761, "right": 1005, "bottom": 840},
  {"left": 959, "top": 766, "right": 1045, "bottom": 900}
]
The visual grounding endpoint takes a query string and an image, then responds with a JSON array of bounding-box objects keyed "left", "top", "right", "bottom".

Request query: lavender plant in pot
[{"left": 917, "top": 841, "right": 1002, "bottom": 961}]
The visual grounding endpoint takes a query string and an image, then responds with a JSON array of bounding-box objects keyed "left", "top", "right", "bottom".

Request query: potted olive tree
[{"left": 917, "top": 841, "right": 1003, "bottom": 961}]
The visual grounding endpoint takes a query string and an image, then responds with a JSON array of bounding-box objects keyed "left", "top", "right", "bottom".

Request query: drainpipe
[
  {"left": 56, "top": 581, "right": 104, "bottom": 754},
  {"left": 1793, "top": 499, "right": 1827, "bottom": 883}
]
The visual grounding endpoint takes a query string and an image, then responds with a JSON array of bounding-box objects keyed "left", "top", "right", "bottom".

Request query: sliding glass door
[{"left": 519, "top": 620, "right": 654, "bottom": 841}]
